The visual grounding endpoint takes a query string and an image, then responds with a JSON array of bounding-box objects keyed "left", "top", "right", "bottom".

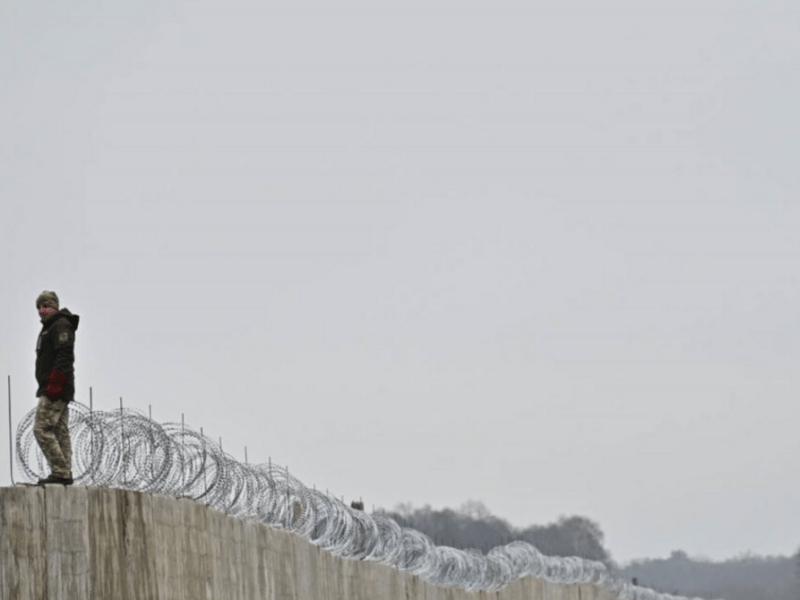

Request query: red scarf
[{"left": 39, "top": 306, "right": 57, "bottom": 319}]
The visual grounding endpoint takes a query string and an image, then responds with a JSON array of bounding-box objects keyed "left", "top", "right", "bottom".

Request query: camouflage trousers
[{"left": 33, "top": 396, "right": 72, "bottom": 479}]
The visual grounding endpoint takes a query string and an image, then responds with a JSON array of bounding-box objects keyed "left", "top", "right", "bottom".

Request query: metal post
[
  {"left": 149, "top": 405, "right": 153, "bottom": 480},
  {"left": 181, "top": 413, "right": 185, "bottom": 492},
  {"left": 120, "top": 397, "right": 125, "bottom": 485},
  {"left": 244, "top": 446, "right": 248, "bottom": 465},
  {"left": 285, "top": 465, "right": 290, "bottom": 528},
  {"left": 89, "top": 386, "right": 94, "bottom": 485},
  {"left": 8, "top": 376, "right": 15, "bottom": 485},
  {"left": 201, "top": 426, "right": 206, "bottom": 496}
]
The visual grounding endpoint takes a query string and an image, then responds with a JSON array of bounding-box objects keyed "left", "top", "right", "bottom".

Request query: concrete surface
[{"left": 0, "top": 485, "right": 620, "bottom": 600}]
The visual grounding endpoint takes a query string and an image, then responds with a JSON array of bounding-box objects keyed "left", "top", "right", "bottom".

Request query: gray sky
[{"left": 2, "top": 0, "right": 799, "bottom": 564}]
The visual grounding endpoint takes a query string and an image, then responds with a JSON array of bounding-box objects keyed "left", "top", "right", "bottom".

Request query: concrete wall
[{"left": 0, "top": 486, "right": 619, "bottom": 600}]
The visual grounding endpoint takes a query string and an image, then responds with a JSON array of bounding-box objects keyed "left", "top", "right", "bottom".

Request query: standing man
[{"left": 34, "top": 290, "right": 80, "bottom": 485}]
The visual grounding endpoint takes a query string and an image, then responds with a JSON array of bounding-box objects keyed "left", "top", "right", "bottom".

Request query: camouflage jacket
[{"left": 35, "top": 309, "right": 80, "bottom": 402}]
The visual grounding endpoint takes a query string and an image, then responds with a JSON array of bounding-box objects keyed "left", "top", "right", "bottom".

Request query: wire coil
[{"left": 16, "top": 402, "right": 708, "bottom": 600}]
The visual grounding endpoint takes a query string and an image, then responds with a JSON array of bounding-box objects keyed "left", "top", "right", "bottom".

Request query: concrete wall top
[{"left": 0, "top": 485, "right": 623, "bottom": 600}]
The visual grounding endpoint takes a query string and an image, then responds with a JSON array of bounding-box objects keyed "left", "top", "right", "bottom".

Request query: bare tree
[{"left": 385, "top": 501, "right": 613, "bottom": 568}]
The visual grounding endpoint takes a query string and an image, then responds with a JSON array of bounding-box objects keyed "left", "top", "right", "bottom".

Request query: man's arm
[{"left": 44, "top": 321, "right": 75, "bottom": 400}]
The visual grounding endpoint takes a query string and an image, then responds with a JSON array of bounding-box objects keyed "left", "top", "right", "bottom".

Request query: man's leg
[
  {"left": 33, "top": 396, "right": 72, "bottom": 479},
  {"left": 56, "top": 401, "right": 72, "bottom": 479}
]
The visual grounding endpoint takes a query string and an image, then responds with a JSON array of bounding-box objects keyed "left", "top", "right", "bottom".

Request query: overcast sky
[{"left": 2, "top": 0, "right": 799, "bottom": 564}]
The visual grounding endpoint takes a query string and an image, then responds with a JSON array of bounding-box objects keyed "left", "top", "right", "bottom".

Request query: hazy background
[{"left": 2, "top": 0, "right": 799, "bottom": 564}]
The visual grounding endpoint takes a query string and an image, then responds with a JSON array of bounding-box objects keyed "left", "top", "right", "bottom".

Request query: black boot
[{"left": 37, "top": 474, "right": 73, "bottom": 486}]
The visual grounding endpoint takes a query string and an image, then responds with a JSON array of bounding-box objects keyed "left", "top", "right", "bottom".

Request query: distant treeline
[
  {"left": 383, "top": 500, "right": 612, "bottom": 567},
  {"left": 621, "top": 551, "right": 798, "bottom": 600},
  {"left": 379, "top": 501, "right": 800, "bottom": 600}
]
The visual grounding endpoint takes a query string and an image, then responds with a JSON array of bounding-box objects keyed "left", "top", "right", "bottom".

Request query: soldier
[{"left": 33, "top": 290, "right": 80, "bottom": 485}]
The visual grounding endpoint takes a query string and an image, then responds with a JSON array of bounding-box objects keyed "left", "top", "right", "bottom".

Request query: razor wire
[{"left": 16, "top": 402, "right": 712, "bottom": 600}]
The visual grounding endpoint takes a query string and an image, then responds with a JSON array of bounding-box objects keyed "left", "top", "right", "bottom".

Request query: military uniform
[{"left": 33, "top": 291, "right": 80, "bottom": 483}]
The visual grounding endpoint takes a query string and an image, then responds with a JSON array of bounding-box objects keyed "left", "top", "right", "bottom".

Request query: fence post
[
  {"left": 8, "top": 375, "right": 15, "bottom": 485},
  {"left": 89, "top": 386, "right": 93, "bottom": 485},
  {"left": 201, "top": 426, "right": 207, "bottom": 497},
  {"left": 181, "top": 413, "right": 185, "bottom": 492},
  {"left": 286, "top": 465, "right": 290, "bottom": 529},
  {"left": 120, "top": 397, "right": 125, "bottom": 486},
  {"left": 149, "top": 404, "right": 154, "bottom": 481}
]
